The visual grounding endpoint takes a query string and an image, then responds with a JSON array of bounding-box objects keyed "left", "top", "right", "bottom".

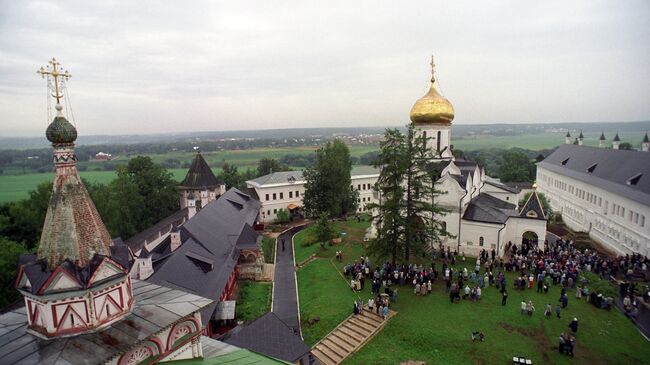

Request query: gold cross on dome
[
  {"left": 37, "top": 58, "right": 71, "bottom": 105},
  {"left": 430, "top": 55, "right": 436, "bottom": 82}
]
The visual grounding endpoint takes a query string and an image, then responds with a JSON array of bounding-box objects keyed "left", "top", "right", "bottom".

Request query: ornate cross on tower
[
  {"left": 430, "top": 55, "right": 436, "bottom": 83},
  {"left": 37, "top": 57, "right": 71, "bottom": 105}
]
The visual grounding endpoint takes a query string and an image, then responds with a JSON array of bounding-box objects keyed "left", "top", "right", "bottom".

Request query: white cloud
[{"left": 1, "top": 0, "right": 649, "bottom": 136}]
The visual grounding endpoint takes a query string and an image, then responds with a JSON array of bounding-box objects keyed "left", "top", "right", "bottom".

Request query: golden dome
[{"left": 409, "top": 56, "right": 454, "bottom": 125}]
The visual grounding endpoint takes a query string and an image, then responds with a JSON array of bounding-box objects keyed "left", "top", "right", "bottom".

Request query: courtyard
[{"left": 294, "top": 218, "right": 650, "bottom": 365}]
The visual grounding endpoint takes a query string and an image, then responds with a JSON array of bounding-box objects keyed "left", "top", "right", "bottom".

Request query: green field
[
  {"left": 296, "top": 219, "right": 650, "bottom": 365},
  {"left": 0, "top": 145, "right": 379, "bottom": 204},
  {"left": 0, "top": 133, "right": 622, "bottom": 204},
  {"left": 0, "top": 169, "right": 189, "bottom": 203}
]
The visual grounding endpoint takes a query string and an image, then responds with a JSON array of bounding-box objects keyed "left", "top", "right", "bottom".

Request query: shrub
[
  {"left": 579, "top": 271, "right": 617, "bottom": 298},
  {"left": 275, "top": 208, "right": 290, "bottom": 224}
]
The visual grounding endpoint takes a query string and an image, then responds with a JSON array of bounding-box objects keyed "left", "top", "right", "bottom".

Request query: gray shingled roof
[
  {"left": 463, "top": 193, "right": 518, "bottom": 224},
  {"left": 247, "top": 166, "right": 379, "bottom": 187},
  {"left": 537, "top": 144, "right": 650, "bottom": 206},
  {"left": 179, "top": 153, "right": 220, "bottom": 189},
  {"left": 147, "top": 188, "right": 261, "bottom": 324},
  {"left": 485, "top": 180, "right": 520, "bottom": 194},
  {"left": 222, "top": 312, "right": 311, "bottom": 363},
  {"left": 125, "top": 207, "right": 189, "bottom": 252},
  {"left": 247, "top": 171, "right": 305, "bottom": 186},
  {"left": 0, "top": 280, "right": 212, "bottom": 365}
]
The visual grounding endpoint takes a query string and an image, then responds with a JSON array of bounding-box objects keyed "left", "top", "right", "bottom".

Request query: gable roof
[
  {"left": 537, "top": 144, "right": 650, "bottom": 206},
  {"left": 247, "top": 166, "right": 380, "bottom": 188},
  {"left": 247, "top": 171, "right": 305, "bottom": 187},
  {"left": 463, "top": 193, "right": 518, "bottom": 224},
  {"left": 147, "top": 188, "right": 261, "bottom": 323},
  {"left": 519, "top": 191, "right": 546, "bottom": 220},
  {"left": 125, "top": 207, "right": 189, "bottom": 252},
  {"left": 222, "top": 312, "right": 311, "bottom": 363},
  {"left": 179, "top": 153, "right": 220, "bottom": 189},
  {"left": 485, "top": 180, "right": 520, "bottom": 194}
]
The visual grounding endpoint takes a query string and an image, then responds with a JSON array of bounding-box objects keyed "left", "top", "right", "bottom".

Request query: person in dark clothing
[
  {"left": 282, "top": 239, "right": 285, "bottom": 252},
  {"left": 568, "top": 318, "right": 578, "bottom": 334},
  {"left": 501, "top": 290, "right": 508, "bottom": 306},
  {"left": 566, "top": 336, "right": 575, "bottom": 357}
]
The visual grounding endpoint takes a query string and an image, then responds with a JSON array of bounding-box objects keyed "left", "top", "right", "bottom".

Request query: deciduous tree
[{"left": 303, "top": 139, "right": 357, "bottom": 218}]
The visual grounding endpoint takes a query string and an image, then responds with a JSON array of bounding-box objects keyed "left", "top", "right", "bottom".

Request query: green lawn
[
  {"left": 293, "top": 217, "right": 371, "bottom": 264},
  {"left": 295, "top": 221, "right": 650, "bottom": 365},
  {"left": 262, "top": 236, "right": 276, "bottom": 264},
  {"left": 236, "top": 281, "right": 272, "bottom": 322}
]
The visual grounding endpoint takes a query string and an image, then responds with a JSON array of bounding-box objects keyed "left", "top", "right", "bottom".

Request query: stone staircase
[{"left": 312, "top": 307, "right": 396, "bottom": 365}]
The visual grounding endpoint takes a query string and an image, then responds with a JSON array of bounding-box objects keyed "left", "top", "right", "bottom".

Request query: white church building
[
  {"left": 537, "top": 132, "right": 650, "bottom": 256},
  {"left": 372, "top": 57, "right": 548, "bottom": 257}
]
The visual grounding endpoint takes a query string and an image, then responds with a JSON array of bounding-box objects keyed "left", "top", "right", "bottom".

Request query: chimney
[
  {"left": 642, "top": 132, "right": 649, "bottom": 152},
  {"left": 612, "top": 133, "right": 620, "bottom": 150},
  {"left": 170, "top": 225, "right": 182, "bottom": 251},
  {"left": 565, "top": 130, "right": 571, "bottom": 145},
  {"left": 187, "top": 192, "right": 197, "bottom": 219}
]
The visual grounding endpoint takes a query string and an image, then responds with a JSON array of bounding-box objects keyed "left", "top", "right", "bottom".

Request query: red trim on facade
[
  {"left": 86, "top": 257, "right": 128, "bottom": 288},
  {"left": 38, "top": 266, "right": 82, "bottom": 295},
  {"left": 14, "top": 266, "right": 25, "bottom": 289},
  {"left": 54, "top": 304, "right": 87, "bottom": 332},
  {"left": 52, "top": 299, "right": 89, "bottom": 327}
]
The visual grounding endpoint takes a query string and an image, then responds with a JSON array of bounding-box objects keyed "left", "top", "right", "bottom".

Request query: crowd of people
[{"left": 339, "top": 235, "right": 648, "bottom": 357}]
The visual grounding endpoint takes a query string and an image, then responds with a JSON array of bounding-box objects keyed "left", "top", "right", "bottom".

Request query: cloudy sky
[{"left": 1, "top": 1, "right": 649, "bottom": 136}]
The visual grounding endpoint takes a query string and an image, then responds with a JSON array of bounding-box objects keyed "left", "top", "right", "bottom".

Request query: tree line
[{"left": 0, "top": 155, "right": 300, "bottom": 308}]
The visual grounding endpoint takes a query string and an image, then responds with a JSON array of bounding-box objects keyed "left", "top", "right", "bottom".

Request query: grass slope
[{"left": 236, "top": 281, "right": 272, "bottom": 322}]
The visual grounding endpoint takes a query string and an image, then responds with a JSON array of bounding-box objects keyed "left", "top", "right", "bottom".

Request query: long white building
[
  {"left": 246, "top": 165, "right": 380, "bottom": 222},
  {"left": 537, "top": 134, "right": 650, "bottom": 256}
]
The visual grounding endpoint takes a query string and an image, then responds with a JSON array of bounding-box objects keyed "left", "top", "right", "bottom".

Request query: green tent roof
[{"left": 167, "top": 348, "right": 290, "bottom": 365}]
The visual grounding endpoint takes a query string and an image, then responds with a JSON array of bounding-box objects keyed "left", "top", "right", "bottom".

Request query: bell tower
[{"left": 410, "top": 56, "right": 455, "bottom": 161}]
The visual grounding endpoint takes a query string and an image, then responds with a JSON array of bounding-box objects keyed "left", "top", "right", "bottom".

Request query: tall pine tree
[
  {"left": 368, "top": 129, "right": 406, "bottom": 265},
  {"left": 369, "top": 125, "right": 450, "bottom": 264}
]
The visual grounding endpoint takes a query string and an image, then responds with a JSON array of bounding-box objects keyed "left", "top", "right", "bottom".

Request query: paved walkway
[{"left": 271, "top": 225, "right": 307, "bottom": 337}]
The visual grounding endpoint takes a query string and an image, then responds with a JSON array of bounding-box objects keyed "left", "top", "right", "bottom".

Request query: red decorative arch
[
  {"left": 166, "top": 318, "right": 200, "bottom": 351},
  {"left": 117, "top": 339, "right": 162, "bottom": 365}
]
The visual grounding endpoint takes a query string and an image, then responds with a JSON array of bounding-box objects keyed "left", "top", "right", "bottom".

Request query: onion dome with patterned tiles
[
  {"left": 15, "top": 59, "right": 134, "bottom": 339},
  {"left": 46, "top": 104, "right": 77, "bottom": 144}
]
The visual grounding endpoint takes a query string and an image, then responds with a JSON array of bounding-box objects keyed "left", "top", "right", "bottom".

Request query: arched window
[
  {"left": 423, "top": 131, "right": 427, "bottom": 149},
  {"left": 479, "top": 236, "right": 484, "bottom": 246},
  {"left": 441, "top": 221, "right": 447, "bottom": 233},
  {"left": 437, "top": 131, "right": 441, "bottom": 152}
]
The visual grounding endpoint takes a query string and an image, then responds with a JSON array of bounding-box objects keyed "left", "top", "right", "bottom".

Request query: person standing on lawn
[
  {"left": 560, "top": 293, "right": 569, "bottom": 308},
  {"left": 569, "top": 318, "right": 579, "bottom": 334},
  {"left": 526, "top": 300, "right": 535, "bottom": 316},
  {"left": 544, "top": 304, "right": 552, "bottom": 318},
  {"left": 556, "top": 304, "right": 562, "bottom": 318},
  {"left": 501, "top": 290, "right": 508, "bottom": 306}
]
